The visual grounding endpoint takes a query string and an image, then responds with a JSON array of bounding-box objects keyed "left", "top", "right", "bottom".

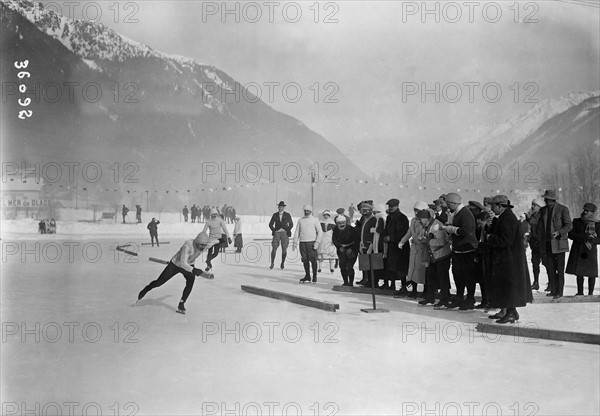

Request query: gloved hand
[
  {"left": 346, "top": 248, "right": 354, "bottom": 258},
  {"left": 228, "top": 237, "right": 232, "bottom": 244},
  {"left": 192, "top": 267, "right": 203, "bottom": 276}
]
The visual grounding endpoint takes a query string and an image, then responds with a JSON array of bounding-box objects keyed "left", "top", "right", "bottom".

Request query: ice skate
[{"left": 176, "top": 301, "right": 186, "bottom": 314}]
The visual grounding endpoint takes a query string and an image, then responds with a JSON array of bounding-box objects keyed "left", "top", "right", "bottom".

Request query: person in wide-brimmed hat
[
  {"left": 537, "top": 189, "right": 572, "bottom": 298},
  {"left": 482, "top": 195, "right": 532, "bottom": 323},
  {"left": 268, "top": 201, "right": 294, "bottom": 270},
  {"left": 566, "top": 202, "right": 599, "bottom": 296}
]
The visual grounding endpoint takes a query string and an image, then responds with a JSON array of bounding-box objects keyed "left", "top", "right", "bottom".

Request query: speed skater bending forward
[{"left": 137, "top": 232, "right": 214, "bottom": 314}]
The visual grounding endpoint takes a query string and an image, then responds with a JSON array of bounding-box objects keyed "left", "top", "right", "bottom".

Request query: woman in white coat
[{"left": 318, "top": 210, "right": 337, "bottom": 273}]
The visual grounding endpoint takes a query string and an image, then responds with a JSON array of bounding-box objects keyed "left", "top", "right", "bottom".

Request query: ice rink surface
[{"left": 2, "top": 234, "right": 599, "bottom": 415}]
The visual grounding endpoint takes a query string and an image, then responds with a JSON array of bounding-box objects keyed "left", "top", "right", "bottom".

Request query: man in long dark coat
[
  {"left": 382, "top": 198, "right": 410, "bottom": 291},
  {"left": 484, "top": 195, "right": 532, "bottom": 324}
]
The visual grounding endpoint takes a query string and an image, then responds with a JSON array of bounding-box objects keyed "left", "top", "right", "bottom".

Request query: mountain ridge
[{"left": 1, "top": 0, "right": 368, "bottom": 211}]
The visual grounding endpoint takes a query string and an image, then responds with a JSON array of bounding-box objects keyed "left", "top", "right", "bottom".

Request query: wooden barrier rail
[
  {"left": 149, "top": 257, "right": 169, "bottom": 265},
  {"left": 476, "top": 323, "right": 600, "bottom": 345},
  {"left": 241, "top": 285, "right": 339, "bottom": 312}
]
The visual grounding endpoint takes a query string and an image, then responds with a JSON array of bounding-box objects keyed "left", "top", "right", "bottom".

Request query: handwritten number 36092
[{"left": 15, "top": 60, "right": 33, "bottom": 119}]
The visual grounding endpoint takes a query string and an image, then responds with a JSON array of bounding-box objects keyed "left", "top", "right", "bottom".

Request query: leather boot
[{"left": 496, "top": 308, "right": 518, "bottom": 324}]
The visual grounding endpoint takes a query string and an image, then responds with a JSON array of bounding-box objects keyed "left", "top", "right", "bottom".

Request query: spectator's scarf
[{"left": 582, "top": 211, "right": 598, "bottom": 250}]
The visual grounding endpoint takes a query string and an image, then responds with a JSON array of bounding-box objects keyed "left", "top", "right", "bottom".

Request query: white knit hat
[
  {"left": 373, "top": 203, "right": 387, "bottom": 213},
  {"left": 414, "top": 201, "right": 429, "bottom": 211}
]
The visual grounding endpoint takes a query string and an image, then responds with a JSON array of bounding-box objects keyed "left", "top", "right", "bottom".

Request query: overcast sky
[{"left": 43, "top": 0, "right": 600, "bottom": 170}]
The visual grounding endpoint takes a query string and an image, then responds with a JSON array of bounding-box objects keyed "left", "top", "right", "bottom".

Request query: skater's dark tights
[
  {"left": 206, "top": 245, "right": 219, "bottom": 265},
  {"left": 143, "top": 261, "right": 196, "bottom": 302}
]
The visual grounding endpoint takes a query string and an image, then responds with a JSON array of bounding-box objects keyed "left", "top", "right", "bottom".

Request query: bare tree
[{"left": 568, "top": 141, "right": 600, "bottom": 212}]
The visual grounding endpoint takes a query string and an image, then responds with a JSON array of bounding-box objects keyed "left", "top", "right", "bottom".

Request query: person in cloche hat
[{"left": 268, "top": 201, "right": 294, "bottom": 270}]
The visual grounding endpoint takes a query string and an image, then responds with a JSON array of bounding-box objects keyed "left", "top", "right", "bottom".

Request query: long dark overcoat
[
  {"left": 486, "top": 208, "right": 533, "bottom": 308},
  {"left": 383, "top": 209, "right": 410, "bottom": 277},
  {"left": 566, "top": 218, "right": 600, "bottom": 278}
]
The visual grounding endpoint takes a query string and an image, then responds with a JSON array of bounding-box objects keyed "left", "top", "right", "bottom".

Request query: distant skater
[
  {"left": 202, "top": 208, "right": 231, "bottom": 271},
  {"left": 147, "top": 217, "right": 160, "bottom": 247},
  {"left": 137, "top": 232, "right": 214, "bottom": 314}
]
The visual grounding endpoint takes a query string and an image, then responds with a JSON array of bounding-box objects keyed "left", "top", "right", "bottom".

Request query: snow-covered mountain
[
  {"left": 4, "top": 0, "right": 155, "bottom": 61},
  {"left": 1, "top": 0, "right": 367, "bottom": 211},
  {"left": 447, "top": 90, "right": 600, "bottom": 163},
  {"left": 497, "top": 95, "right": 600, "bottom": 170}
]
